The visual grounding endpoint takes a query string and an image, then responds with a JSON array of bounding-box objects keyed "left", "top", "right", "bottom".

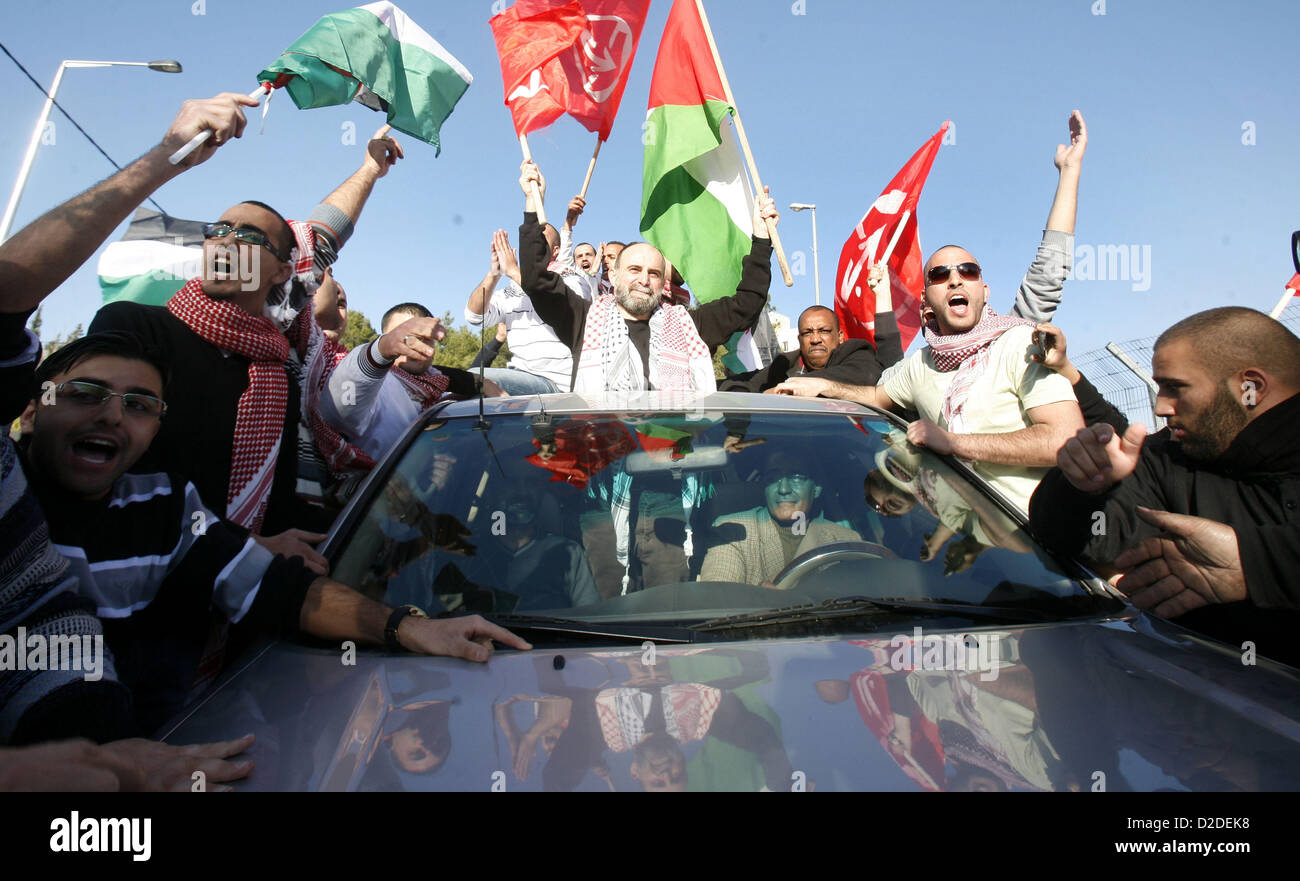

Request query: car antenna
[{"left": 474, "top": 315, "right": 490, "bottom": 433}]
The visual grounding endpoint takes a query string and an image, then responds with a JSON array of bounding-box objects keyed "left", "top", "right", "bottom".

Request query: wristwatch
[{"left": 384, "top": 604, "right": 428, "bottom": 652}]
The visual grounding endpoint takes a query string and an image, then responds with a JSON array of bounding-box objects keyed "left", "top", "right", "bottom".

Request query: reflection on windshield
[{"left": 332, "top": 410, "right": 1088, "bottom": 621}]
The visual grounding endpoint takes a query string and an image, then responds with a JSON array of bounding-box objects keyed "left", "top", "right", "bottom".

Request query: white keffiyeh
[{"left": 574, "top": 294, "right": 716, "bottom": 393}]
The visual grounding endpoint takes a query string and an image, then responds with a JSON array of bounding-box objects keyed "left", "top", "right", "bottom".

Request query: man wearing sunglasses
[
  {"left": 84, "top": 98, "right": 438, "bottom": 570},
  {"left": 772, "top": 112, "right": 1092, "bottom": 515}
]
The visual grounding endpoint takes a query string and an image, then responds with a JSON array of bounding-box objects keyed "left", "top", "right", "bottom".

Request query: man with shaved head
[
  {"left": 1029, "top": 307, "right": 1300, "bottom": 666},
  {"left": 516, "top": 161, "right": 778, "bottom": 393}
]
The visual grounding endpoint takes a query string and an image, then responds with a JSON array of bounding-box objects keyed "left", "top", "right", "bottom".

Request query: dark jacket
[
  {"left": 721, "top": 332, "right": 902, "bottom": 393},
  {"left": 519, "top": 212, "right": 772, "bottom": 390},
  {"left": 1029, "top": 391, "right": 1300, "bottom": 665}
]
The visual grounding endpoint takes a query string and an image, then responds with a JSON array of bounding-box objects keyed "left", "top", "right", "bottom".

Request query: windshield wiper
[
  {"left": 477, "top": 612, "right": 696, "bottom": 645},
  {"left": 689, "top": 595, "right": 1055, "bottom": 633}
]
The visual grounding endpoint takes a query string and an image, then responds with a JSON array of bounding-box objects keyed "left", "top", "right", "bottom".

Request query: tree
[
  {"left": 339, "top": 308, "right": 379, "bottom": 351},
  {"left": 433, "top": 313, "right": 510, "bottom": 370}
]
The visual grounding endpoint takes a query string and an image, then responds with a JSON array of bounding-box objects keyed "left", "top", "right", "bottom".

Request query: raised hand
[
  {"left": 566, "top": 195, "right": 586, "bottom": 230},
  {"left": 161, "top": 93, "right": 261, "bottom": 168},
  {"left": 1054, "top": 109, "right": 1087, "bottom": 171},
  {"left": 752, "top": 185, "right": 778, "bottom": 240},
  {"left": 364, "top": 124, "right": 404, "bottom": 179},
  {"left": 1057, "top": 422, "right": 1147, "bottom": 493},
  {"left": 493, "top": 228, "right": 522, "bottom": 284}
]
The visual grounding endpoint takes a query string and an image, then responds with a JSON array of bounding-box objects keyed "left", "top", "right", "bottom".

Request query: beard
[
  {"left": 1177, "top": 382, "right": 1249, "bottom": 461},
  {"left": 614, "top": 278, "right": 657, "bottom": 318}
]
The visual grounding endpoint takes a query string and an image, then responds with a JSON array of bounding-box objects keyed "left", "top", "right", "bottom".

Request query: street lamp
[
  {"left": 789, "top": 202, "right": 820, "bottom": 306},
  {"left": 0, "top": 59, "right": 183, "bottom": 243}
]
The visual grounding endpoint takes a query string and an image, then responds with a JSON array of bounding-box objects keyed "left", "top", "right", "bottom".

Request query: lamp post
[
  {"left": 0, "top": 59, "right": 182, "bottom": 243},
  {"left": 790, "top": 202, "right": 820, "bottom": 306}
]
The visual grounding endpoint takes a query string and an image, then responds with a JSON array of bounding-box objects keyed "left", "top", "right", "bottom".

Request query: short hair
[
  {"left": 34, "top": 331, "right": 171, "bottom": 399},
  {"left": 798, "top": 305, "right": 840, "bottom": 330},
  {"left": 237, "top": 200, "right": 295, "bottom": 256},
  {"left": 1155, "top": 306, "right": 1300, "bottom": 386},
  {"left": 382, "top": 302, "right": 432, "bottom": 331},
  {"left": 605, "top": 241, "right": 626, "bottom": 250}
]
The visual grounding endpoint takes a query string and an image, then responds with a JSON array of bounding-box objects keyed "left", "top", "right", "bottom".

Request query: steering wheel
[{"left": 770, "top": 541, "right": 899, "bottom": 592}]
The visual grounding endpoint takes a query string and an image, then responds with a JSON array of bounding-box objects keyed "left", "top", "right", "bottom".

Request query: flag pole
[
  {"left": 693, "top": 0, "right": 794, "bottom": 287},
  {"left": 578, "top": 136, "right": 603, "bottom": 200},
  {"left": 878, "top": 210, "right": 912, "bottom": 265},
  {"left": 1269, "top": 285, "right": 1296, "bottom": 319},
  {"left": 169, "top": 84, "right": 270, "bottom": 165},
  {"left": 519, "top": 133, "right": 548, "bottom": 225}
]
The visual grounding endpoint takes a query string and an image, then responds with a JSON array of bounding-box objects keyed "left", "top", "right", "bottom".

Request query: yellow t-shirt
[{"left": 880, "top": 325, "right": 1076, "bottom": 513}]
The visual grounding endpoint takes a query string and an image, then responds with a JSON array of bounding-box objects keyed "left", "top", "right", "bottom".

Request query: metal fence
[{"left": 1071, "top": 298, "right": 1300, "bottom": 430}]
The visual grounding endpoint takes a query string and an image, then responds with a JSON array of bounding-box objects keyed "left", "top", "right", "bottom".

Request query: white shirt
[{"left": 465, "top": 278, "right": 576, "bottom": 388}]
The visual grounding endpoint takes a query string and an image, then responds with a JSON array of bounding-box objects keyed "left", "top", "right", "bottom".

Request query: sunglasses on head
[
  {"left": 925, "top": 262, "right": 981, "bottom": 286},
  {"left": 203, "top": 222, "right": 289, "bottom": 262}
]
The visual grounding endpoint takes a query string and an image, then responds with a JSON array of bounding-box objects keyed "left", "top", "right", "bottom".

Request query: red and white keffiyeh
[
  {"left": 167, "top": 279, "right": 290, "bottom": 533},
  {"left": 922, "top": 305, "right": 1034, "bottom": 433},
  {"left": 575, "top": 294, "right": 715, "bottom": 393}
]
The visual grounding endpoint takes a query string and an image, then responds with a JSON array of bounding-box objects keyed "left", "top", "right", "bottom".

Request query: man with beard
[
  {"left": 1028, "top": 307, "right": 1300, "bottom": 666},
  {"left": 516, "top": 161, "right": 777, "bottom": 393}
]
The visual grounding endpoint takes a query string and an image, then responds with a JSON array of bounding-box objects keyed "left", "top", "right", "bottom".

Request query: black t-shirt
[{"left": 626, "top": 319, "right": 651, "bottom": 379}]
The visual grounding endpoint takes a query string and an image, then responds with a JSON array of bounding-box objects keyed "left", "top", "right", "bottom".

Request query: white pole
[
  {"left": 1269, "top": 285, "right": 1296, "bottom": 320},
  {"left": 0, "top": 61, "right": 69, "bottom": 243},
  {"left": 810, "top": 204, "right": 821, "bottom": 307}
]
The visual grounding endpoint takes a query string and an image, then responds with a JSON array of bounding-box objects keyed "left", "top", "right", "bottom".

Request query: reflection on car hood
[
  {"left": 162, "top": 615, "right": 1300, "bottom": 792},
  {"left": 440, "top": 389, "right": 877, "bottom": 418}
]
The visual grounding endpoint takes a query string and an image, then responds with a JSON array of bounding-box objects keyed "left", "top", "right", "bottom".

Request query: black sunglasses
[
  {"left": 203, "top": 222, "right": 289, "bottom": 262},
  {"left": 925, "top": 262, "right": 981, "bottom": 286}
]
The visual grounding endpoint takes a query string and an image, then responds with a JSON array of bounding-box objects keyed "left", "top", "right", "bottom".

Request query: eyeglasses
[
  {"left": 203, "top": 222, "right": 289, "bottom": 262},
  {"left": 53, "top": 381, "right": 166, "bottom": 419},
  {"left": 924, "top": 262, "right": 982, "bottom": 286},
  {"left": 764, "top": 470, "right": 814, "bottom": 487},
  {"left": 866, "top": 492, "right": 907, "bottom": 517}
]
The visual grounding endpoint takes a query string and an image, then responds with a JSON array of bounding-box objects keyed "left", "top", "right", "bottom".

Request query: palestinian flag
[
  {"left": 97, "top": 209, "right": 204, "bottom": 306},
  {"left": 258, "top": 1, "right": 472, "bottom": 154},
  {"left": 640, "top": 0, "right": 754, "bottom": 309}
]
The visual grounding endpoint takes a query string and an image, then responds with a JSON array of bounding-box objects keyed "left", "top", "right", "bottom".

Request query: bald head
[
  {"left": 921, "top": 245, "right": 988, "bottom": 335},
  {"left": 611, "top": 242, "right": 665, "bottom": 319},
  {"left": 542, "top": 223, "right": 560, "bottom": 259},
  {"left": 1156, "top": 307, "right": 1300, "bottom": 388}
]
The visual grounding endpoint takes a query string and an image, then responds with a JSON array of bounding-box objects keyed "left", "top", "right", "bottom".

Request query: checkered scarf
[
  {"left": 168, "top": 278, "right": 289, "bottom": 532},
  {"left": 594, "top": 685, "right": 721, "bottom": 753},
  {"left": 922, "top": 305, "right": 1033, "bottom": 433},
  {"left": 574, "top": 294, "right": 715, "bottom": 393}
]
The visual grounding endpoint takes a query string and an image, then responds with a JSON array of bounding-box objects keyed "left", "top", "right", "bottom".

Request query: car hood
[{"left": 162, "top": 614, "right": 1300, "bottom": 791}]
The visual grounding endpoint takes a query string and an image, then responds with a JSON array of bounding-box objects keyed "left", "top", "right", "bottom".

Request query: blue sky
[{"left": 2, "top": 0, "right": 1296, "bottom": 359}]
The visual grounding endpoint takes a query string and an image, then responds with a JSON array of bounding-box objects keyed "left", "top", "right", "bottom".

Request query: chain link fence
[{"left": 1071, "top": 298, "right": 1300, "bottom": 429}]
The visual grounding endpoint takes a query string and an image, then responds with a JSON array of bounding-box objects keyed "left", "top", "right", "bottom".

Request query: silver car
[{"left": 162, "top": 392, "right": 1300, "bottom": 791}]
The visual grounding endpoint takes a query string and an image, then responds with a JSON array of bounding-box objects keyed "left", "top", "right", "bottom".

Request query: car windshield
[{"left": 331, "top": 404, "right": 1117, "bottom": 630}]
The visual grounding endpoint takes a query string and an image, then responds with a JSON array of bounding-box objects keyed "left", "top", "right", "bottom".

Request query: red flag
[
  {"left": 835, "top": 122, "right": 948, "bottom": 351},
  {"left": 1289, "top": 273, "right": 1300, "bottom": 296},
  {"left": 490, "top": 0, "right": 650, "bottom": 141}
]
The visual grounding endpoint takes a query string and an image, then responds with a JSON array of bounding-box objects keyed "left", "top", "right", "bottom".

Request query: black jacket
[
  {"left": 519, "top": 212, "right": 772, "bottom": 390},
  {"left": 1029, "top": 392, "right": 1300, "bottom": 665},
  {"left": 721, "top": 333, "right": 902, "bottom": 393}
]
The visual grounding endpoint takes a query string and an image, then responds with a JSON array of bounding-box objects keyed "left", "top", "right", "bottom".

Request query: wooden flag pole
[
  {"left": 1269, "top": 285, "right": 1297, "bottom": 319},
  {"left": 578, "top": 136, "right": 603, "bottom": 201},
  {"left": 693, "top": 0, "right": 794, "bottom": 287},
  {"left": 519, "top": 133, "right": 548, "bottom": 225}
]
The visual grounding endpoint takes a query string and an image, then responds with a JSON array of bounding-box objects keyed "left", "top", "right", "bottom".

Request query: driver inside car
[{"left": 700, "top": 451, "right": 862, "bottom": 588}]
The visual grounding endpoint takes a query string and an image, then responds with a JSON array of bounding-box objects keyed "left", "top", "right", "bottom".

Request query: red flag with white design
[
  {"left": 1290, "top": 273, "right": 1300, "bottom": 296},
  {"left": 490, "top": 0, "right": 650, "bottom": 140},
  {"left": 835, "top": 122, "right": 948, "bottom": 351},
  {"left": 489, "top": 0, "right": 587, "bottom": 136}
]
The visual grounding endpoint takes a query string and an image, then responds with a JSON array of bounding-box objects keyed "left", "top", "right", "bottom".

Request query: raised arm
[
  {"left": 0, "top": 93, "right": 257, "bottom": 314},
  {"left": 465, "top": 232, "right": 505, "bottom": 320},
  {"left": 690, "top": 189, "right": 778, "bottom": 350},
  {"left": 518, "top": 161, "right": 587, "bottom": 348},
  {"left": 1013, "top": 110, "right": 1087, "bottom": 323}
]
